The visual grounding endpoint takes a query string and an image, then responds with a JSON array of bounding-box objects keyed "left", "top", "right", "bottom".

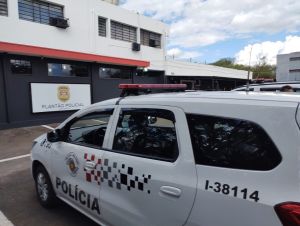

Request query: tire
[{"left": 34, "top": 166, "right": 57, "bottom": 208}]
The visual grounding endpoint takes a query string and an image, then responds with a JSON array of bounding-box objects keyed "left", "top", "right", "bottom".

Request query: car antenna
[{"left": 246, "top": 45, "right": 253, "bottom": 93}]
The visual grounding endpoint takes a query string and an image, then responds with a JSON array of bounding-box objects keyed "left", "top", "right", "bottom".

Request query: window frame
[
  {"left": 106, "top": 107, "right": 180, "bottom": 163},
  {"left": 98, "top": 16, "right": 107, "bottom": 37},
  {"left": 47, "top": 62, "right": 89, "bottom": 78},
  {"left": 110, "top": 20, "right": 137, "bottom": 43},
  {"left": 62, "top": 108, "right": 115, "bottom": 150},
  {"left": 10, "top": 58, "right": 33, "bottom": 75},
  {"left": 18, "top": 0, "right": 64, "bottom": 26},
  {"left": 186, "top": 113, "right": 282, "bottom": 171},
  {"left": 140, "top": 29, "right": 162, "bottom": 48},
  {"left": 290, "top": 57, "right": 300, "bottom": 61},
  {"left": 98, "top": 65, "right": 134, "bottom": 80}
]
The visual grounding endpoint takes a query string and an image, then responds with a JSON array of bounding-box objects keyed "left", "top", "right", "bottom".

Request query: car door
[
  {"left": 100, "top": 105, "right": 197, "bottom": 226},
  {"left": 50, "top": 107, "right": 115, "bottom": 219}
]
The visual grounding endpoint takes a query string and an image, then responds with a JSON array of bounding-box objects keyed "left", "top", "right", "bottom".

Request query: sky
[{"left": 120, "top": 0, "right": 300, "bottom": 66}]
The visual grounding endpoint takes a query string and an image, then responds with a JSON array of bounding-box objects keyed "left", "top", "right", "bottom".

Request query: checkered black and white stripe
[{"left": 84, "top": 153, "right": 152, "bottom": 194}]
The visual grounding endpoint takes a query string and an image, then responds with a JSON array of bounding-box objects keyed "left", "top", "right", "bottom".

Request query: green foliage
[{"left": 211, "top": 58, "right": 276, "bottom": 79}]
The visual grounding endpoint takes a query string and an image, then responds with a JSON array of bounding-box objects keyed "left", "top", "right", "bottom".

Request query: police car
[
  {"left": 31, "top": 84, "right": 300, "bottom": 226},
  {"left": 233, "top": 81, "right": 300, "bottom": 92}
]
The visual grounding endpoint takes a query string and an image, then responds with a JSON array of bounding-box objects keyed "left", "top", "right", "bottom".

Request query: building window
[
  {"left": 141, "top": 29, "right": 161, "bottom": 48},
  {"left": 18, "top": 0, "right": 63, "bottom": 25},
  {"left": 289, "top": 69, "right": 300, "bottom": 73},
  {"left": 48, "top": 63, "right": 88, "bottom": 77},
  {"left": 0, "top": 0, "right": 8, "bottom": 16},
  {"left": 98, "top": 17, "right": 106, "bottom": 37},
  {"left": 290, "top": 57, "right": 300, "bottom": 61},
  {"left": 10, "top": 59, "right": 32, "bottom": 74},
  {"left": 111, "top": 21, "right": 137, "bottom": 43},
  {"left": 99, "top": 66, "right": 133, "bottom": 79},
  {"left": 187, "top": 114, "right": 282, "bottom": 171}
]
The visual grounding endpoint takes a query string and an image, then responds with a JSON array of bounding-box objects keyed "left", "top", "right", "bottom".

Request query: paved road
[{"left": 0, "top": 126, "right": 99, "bottom": 226}]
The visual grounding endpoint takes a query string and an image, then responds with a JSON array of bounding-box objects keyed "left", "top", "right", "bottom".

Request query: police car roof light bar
[{"left": 119, "top": 84, "right": 187, "bottom": 97}]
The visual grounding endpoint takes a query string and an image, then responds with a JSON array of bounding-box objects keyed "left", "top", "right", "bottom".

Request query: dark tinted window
[
  {"left": 10, "top": 59, "right": 32, "bottom": 74},
  {"left": 48, "top": 63, "right": 88, "bottom": 77},
  {"left": 98, "top": 17, "right": 106, "bottom": 37},
  {"left": 260, "top": 87, "right": 279, "bottom": 92},
  {"left": 18, "top": 0, "right": 63, "bottom": 25},
  {"left": 99, "top": 66, "right": 133, "bottom": 79},
  {"left": 290, "top": 57, "right": 300, "bottom": 61},
  {"left": 235, "top": 88, "right": 254, "bottom": 91},
  {"left": 111, "top": 21, "right": 137, "bottom": 43},
  {"left": 67, "top": 110, "right": 113, "bottom": 148},
  {"left": 187, "top": 114, "right": 281, "bottom": 170},
  {"left": 0, "top": 0, "right": 8, "bottom": 16},
  {"left": 113, "top": 109, "right": 178, "bottom": 161},
  {"left": 141, "top": 29, "right": 161, "bottom": 48}
]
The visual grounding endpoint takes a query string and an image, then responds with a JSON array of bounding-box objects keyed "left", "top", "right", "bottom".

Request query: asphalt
[{"left": 0, "top": 125, "right": 99, "bottom": 226}]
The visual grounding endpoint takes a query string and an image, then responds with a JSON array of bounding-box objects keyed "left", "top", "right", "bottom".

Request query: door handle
[
  {"left": 84, "top": 161, "right": 96, "bottom": 171},
  {"left": 160, "top": 186, "right": 182, "bottom": 198}
]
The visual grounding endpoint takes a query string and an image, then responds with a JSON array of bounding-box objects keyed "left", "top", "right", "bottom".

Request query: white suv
[
  {"left": 233, "top": 81, "right": 300, "bottom": 92},
  {"left": 31, "top": 84, "right": 300, "bottom": 226}
]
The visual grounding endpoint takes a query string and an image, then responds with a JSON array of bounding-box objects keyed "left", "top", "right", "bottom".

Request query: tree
[{"left": 211, "top": 57, "right": 276, "bottom": 80}]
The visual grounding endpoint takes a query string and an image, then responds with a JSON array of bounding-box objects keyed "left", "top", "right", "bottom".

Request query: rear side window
[
  {"left": 187, "top": 114, "right": 281, "bottom": 170},
  {"left": 113, "top": 109, "right": 178, "bottom": 161}
]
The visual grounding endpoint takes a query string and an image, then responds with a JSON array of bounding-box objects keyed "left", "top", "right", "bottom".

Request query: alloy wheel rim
[{"left": 37, "top": 172, "right": 48, "bottom": 201}]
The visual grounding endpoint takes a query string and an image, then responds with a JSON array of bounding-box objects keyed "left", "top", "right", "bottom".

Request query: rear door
[
  {"left": 100, "top": 105, "right": 197, "bottom": 226},
  {"left": 184, "top": 102, "right": 295, "bottom": 226}
]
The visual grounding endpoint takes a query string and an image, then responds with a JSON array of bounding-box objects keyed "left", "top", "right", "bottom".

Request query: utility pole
[{"left": 246, "top": 45, "right": 253, "bottom": 92}]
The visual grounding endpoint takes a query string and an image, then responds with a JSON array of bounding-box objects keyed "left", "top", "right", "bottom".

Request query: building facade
[
  {"left": 165, "top": 60, "right": 251, "bottom": 90},
  {"left": 0, "top": 0, "right": 167, "bottom": 129},
  {"left": 277, "top": 52, "right": 300, "bottom": 82},
  {"left": 0, "top": 0, "right": 250, "bottom": 129}
]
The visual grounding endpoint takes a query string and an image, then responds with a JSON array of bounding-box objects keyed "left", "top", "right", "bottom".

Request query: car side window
[
  {"left": 113, "top": 108, "right": 178, "bottom": 161},
  {"left": 187, "top": 114, "right": 282, "bottom": 170},
  {"left": 66, "top": 109, "right": 114, "bottom": 148}
]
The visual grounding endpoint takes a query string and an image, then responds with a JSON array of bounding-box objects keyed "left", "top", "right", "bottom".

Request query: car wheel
[{"left": 34, "top": 166, "right": 57, "bottom": 208}]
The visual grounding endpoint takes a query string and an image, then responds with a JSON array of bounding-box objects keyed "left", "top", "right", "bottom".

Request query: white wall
[
  {"left": 165, "top": 60, "right": 252, "bottom": 80},
  {"left": 277, "top": 52, "right": 300, "bottom": 82},
  {"left": 101, "top": 0, "right": 119, "bottom": 5},
  {"left": 0, "top": 0, "right": 168, "bottom": 70}
]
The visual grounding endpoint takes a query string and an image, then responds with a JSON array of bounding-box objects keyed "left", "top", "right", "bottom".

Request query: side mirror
[{"left": 47, "top": 129, "right": 63, "bottom": 143}]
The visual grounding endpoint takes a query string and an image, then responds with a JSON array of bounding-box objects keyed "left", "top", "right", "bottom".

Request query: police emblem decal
[
  {"left": 57, "top": 85, "right": 70, "bottom": 102},
  {"left": 65, "top": 152, "right": 79, "bottom": 177}
]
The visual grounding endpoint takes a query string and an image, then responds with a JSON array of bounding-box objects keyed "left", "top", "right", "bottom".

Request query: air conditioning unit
[
  {"left": 149, "top": 39, "right": 160, "bottom": 47},
  {"left": 132, "top": 42, "right": 141, "bottom": 51},
  {"left": 50, "top": 17, "right": 69, "bottom": 29}
]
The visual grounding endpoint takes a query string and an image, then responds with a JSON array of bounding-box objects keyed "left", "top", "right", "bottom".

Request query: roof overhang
[{"left": 0, "top": 41, "right": 150, "bottom": 67}]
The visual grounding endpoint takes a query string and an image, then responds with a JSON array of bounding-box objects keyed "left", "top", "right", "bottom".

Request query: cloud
[
  {"left": 167, "top": 48, "right": 201, "bottom": 59},
  {"left": 235, "top": 36, "right": 300, "bottom": 65},
  {"left": 121, "top": 0, "right": 300, "bottom": 48}
]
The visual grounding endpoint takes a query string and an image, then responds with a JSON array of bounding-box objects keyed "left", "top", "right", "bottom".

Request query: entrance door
[
  {"left": 0, "top": 57, "right": 7, "bottom": 126},
  {"left": 100, "top": 106, "right": 197, "bottom": 226}
]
